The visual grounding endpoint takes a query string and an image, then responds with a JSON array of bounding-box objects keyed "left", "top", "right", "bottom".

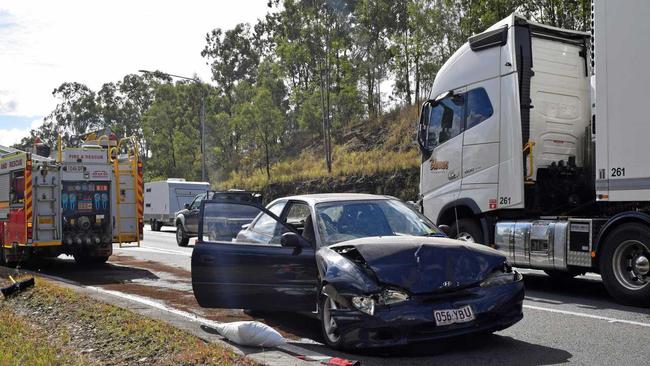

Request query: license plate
[{"left": 434, "top": 305, "right": 475, "bottom": 326}]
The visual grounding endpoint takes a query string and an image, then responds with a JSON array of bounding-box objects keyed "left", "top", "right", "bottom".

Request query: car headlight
[
  {"left": 378, "top": 288, "right": 410, "bottom": 305},
  {"left": 480, "top": 262, "right": 523, "bottom": 288},
  {"left": 351, "top": 296, "right": 375, "bottom": 315},
  {"left": 352, "top": 288, "right": 410, "bottom": 316}
]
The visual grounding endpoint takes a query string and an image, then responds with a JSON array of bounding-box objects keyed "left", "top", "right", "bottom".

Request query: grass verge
[{"left": 0, "top": 276, "right": 256, "bottom": 366}]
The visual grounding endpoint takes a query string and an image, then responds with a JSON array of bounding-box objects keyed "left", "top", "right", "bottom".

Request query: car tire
[
  {"left": 450, "top": 218, "right": 483, "bottom": 244},
  {"left": 319, "top": 295, "right": 345, "bottom": 350},
  {"left": 600, "top": 223, "right": 650, "bottom": 305},
  {"left": 176, "top": 223, "right": 190, "bottom": 247}
]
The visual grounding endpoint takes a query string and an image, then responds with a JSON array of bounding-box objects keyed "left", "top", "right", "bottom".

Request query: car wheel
[
  {"left": 450, "top": 218, "right": 483, "bottom": 244},
  {"left": 600, "top": 223, "right": 650, "bottom": 305},
  {"left": 320, "top": 295, "right": 345, "bottom": 350},
  {"left": 176, "top": 223, "right": 190, "bottom": 247}
]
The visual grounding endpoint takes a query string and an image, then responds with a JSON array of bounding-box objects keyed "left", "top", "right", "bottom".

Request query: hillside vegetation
[{"left": 221, "top": 105, "right": 420, "bottom": 190}]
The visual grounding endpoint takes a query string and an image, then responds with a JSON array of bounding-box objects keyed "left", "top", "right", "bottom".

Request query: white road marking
[
  {"left": 523, "top": 304, "right": 650, "bottom": 328},
  {"left": 116, "top": 246, "right": 192, "bottom": 257}
]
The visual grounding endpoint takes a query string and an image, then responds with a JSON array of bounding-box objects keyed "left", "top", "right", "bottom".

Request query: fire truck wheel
[
  {"left": 600, "top": 223, "right": 650, "bottom": 305},
  {"left": 176, "top": 223, "right": 189, "bottom": 247},
  {"left": 450, "top": 219, "right": 483, "bottom": 244},
  {"left": 0, "top": 247, "right": 17, "bottom": 267}
]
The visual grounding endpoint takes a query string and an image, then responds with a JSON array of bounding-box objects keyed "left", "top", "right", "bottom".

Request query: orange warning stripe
[
  {"left": 136, "top": 161, "right": 143, "bottom": 221},
  {"left": 25, "top": 159, "right": 32, "bottom": 241}
]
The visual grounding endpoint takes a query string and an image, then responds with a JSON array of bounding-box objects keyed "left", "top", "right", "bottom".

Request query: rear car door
[{"left": 192, "top": 201, "right": 318, "bottom": 311}]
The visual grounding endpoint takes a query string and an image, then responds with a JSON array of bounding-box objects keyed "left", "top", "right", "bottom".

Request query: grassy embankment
[
  {"left": 0, "top": 277, "right": 255, "bottom": 366},
  {"left": 222, "top": 105, "right": 421, "bottom": 190}
]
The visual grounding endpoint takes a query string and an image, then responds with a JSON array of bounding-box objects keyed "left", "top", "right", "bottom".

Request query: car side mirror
[
  {"left": 438, "top": 224, "right": 452, "bottom": 237},
  {"left": 280, "top": 232, "right": 302, "bottom": 248},
  {"left": 184, "top": 203, "right": 190, "bottom": 209}
]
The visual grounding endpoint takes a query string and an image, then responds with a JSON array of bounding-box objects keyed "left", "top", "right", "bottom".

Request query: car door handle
[
  {"left": 200, "top": 255, "right": 215, "bottom": 264},
  {"left": 448, "top": 170, "right": 458, "bottom": 180}
]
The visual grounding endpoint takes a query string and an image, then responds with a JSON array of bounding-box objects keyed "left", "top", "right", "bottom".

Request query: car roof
[{"left": 270, "top": 193, "right": 397, "bottom": 206}]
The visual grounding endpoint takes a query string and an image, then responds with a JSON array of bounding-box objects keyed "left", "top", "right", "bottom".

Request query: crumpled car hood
[{"left": 330, "top": 236, "right": 506, "bottom": 294}]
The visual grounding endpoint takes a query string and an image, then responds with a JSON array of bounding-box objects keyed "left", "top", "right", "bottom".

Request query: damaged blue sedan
[{"left": 192, "top": 193, "right": 523, "bottom": 350}]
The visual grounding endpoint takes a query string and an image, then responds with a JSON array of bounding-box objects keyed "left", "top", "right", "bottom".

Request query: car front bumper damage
[{"left": 330, "top": 280, "right": 524, "bottom": 349}]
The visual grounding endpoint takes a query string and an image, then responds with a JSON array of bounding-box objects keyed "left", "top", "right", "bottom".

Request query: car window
[
  {"left": 249, "top": 201, "right": 287, "bottom": 243},
  {"left": 426, "top": 93, "right": 464, "bottom": 149},
  {"left": 201, "top": 202, "right": 276, "bottom": 243},
  {"left": 465, "top": 88, "right": 493, "bottom": 129},
  {"left": 285, "top": 203, "right": 310, "bottom": 224},
  {"left": 190, "top": 194, "right": 205, "bottom": 210}
]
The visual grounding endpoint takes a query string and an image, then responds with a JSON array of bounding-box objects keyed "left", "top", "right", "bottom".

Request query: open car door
[{"left": 191, "top": 200, "right": 318, "bottom": 312}]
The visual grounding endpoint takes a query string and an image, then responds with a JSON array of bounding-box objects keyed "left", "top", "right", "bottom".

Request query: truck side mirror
[{"left": 184, "top": 203, "right": 190, "bottom": 209}]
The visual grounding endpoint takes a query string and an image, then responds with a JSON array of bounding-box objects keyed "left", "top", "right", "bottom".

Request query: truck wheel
[
  {"left": 450, "top": 219, "right": 483, "bottom": 244},
  {"left": 600, "top": 223, "right": 650, "bottom": 305},
  {"left": 176, "top": 223, "right": 189, "bottom": 247},
  {"left": 151, "top": 220, "right": 160, "bottom": 232}
]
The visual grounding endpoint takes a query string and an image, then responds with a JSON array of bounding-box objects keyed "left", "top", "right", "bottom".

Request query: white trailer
[
  {"left": 144, "top": 179, "right": 209, "bottom": 231},
  {"left": 417, "top": 0, "right": 650, "bottom": 304}
]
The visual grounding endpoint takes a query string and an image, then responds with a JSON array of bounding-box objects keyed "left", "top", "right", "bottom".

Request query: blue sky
[{"left": 0, "top": 0, "right": 269, "bottom": 147}]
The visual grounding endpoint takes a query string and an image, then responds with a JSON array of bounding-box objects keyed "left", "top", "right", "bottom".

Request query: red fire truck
[
  {"left": 0, "top": 145, "right": 61, "bottom": 264},
  {"left": 0, "top": 133, "right": 143, "bottom": 266}
]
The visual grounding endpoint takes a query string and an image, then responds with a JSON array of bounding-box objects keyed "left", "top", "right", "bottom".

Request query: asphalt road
[{"left": 6, "top": 226, "right": 650, "bottom": 365}]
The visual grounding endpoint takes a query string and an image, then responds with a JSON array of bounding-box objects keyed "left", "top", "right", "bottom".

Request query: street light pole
[
  {"left": 200, "top": 88, "right": 206, "bottom": 182},
  {"left": 139, "top": 69, "right": 207, "bottom": 182}
]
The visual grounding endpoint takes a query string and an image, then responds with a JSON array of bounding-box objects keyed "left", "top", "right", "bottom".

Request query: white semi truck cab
[{"left": 418, "top": 0, "right": 650, "bottom": 304}]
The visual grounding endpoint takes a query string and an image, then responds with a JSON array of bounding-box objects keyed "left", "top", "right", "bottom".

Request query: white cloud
[
  {"left": 0, "top": 127, "right": 29, "bottom": 146},
  {"left": 0, "top": 0, "right": 271, "bottom": 118}
]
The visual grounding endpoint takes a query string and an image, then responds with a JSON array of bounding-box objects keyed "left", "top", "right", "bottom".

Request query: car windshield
[{"left": 315, "top": 199, "right": 443, "bottom": 246}]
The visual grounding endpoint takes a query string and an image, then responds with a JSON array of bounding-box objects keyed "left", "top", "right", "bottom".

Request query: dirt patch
[
  {"left": 0, "top": 276, "right": 257, "bottom": 366},
  {"left": 110, "top": 254, "right": 191, "bottom": 279}
]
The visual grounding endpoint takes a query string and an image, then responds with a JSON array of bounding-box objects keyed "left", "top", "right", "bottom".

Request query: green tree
[{"left": 202, "top": 24, "right": 260, "bottom": 115}]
